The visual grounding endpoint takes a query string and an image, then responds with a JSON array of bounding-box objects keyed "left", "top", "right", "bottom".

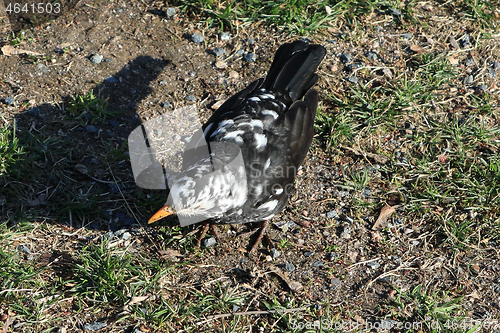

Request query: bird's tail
[{"left": 262, "top": 40, "right": 326, "bottom": 101}]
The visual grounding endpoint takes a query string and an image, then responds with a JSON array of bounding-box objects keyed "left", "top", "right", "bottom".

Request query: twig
[
  {"left": 347, "top": 257, "right": 381, "bottom": 270},
  {"left": 196, "top": 306, "right": 310, "bottom": 326}
]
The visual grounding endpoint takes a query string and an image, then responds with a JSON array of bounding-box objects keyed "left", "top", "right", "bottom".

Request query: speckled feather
[{"left": 168, "top": 41, "right": 326, "bottom": 224}]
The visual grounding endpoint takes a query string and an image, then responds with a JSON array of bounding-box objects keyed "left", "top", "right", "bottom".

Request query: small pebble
[
  {"left": 159, "top": 80, "right": 168, "bottom": 85},
  {"left": 108, "top": 120, "right": 119, "bottom": 127},
  {"left": 4, "top": 97, "right": 15, "bottom": 105},
  {"left": 340, "top": 226, "right": 351, "bottom": 239},
  {"left": 185, "top": 95, "right": 196, "bottom": 101},
  {"left": 382, "top": 68, "right": 392, "bottom": 77},
  {"left": 160, "top": 101, "right": 172, "bottom": 108},
  {"left": 270, "top": 248, "right": 280, "bottom": 259},
  {"left": 489, "top": 68, "right": 496, "bottom": 78},
  {"left": 461, "top": 33, "right": 471, "bottom": 47},
  {"left": 304, "top": 251, "right": 314, "bottom": 257},
  {"left": 86, "top": 125, "right": 97, "bottom": 133},
  {"left": 464, "top": 58, "right": 475, "bottom": 66},
  {"left": 220, "top": 32, "right": 230, "bottom": 41},
  {"left": 244, "top": 53, "right": 256, "bottom": 62},
  {"left": 285, "top": 263, "right": 295, "bottom": 272},
  {"left": 90, "top": 54, "right": 103, "bottom": 64},
  {"left": 477, "top": 84, "right": 488, "bottom": 91},
  {"left": 492, "top": 61, "right": 500, "bottom": 71},
  {"left": 367, "top": 262, "right": 380, "bottom": 269},
  {"left": 166, "top": 7, "right": 176, "bottom": 17},
  {"left": 464, "top": 75, "right": 474, "bottom": 85},
  {"left": 120, "top": 232, "right": 131, "bottom": 240},
  {"left": 247, "top": 38, "right": 255, "bottom": 45},
  {"left": 365, "top": 52, "right": 377, "bottom": 61},
  {"left": 17, "top": 245, "right": 31, "bottom": 254},
  {"left": 346, "top": 76, "right": 358, "bottom": 83},
  {"left": 212, "top": 47, "right": 226, "bottom": 57},
  {"left": 236, "top": 49, "right": 245, "bottom": 56},
  {"left": 402, "top": 33, "right": 413, "bottom": 39},
  {"left": 389, "top": 8, "right": 401, "bottom": 15},
  {"left": 330, "top": 278, "right": 341, "bottom": 290},
  {"left": 116, "top": 8, "right": 123, "bottom": 13},
  {"left": 104, "top": 76, "right": 118, "bottom": 83},
  {"left": 83, "top": 322, "right": 107, "bottom": 331},
  {"left": 411, "top": 240, "right": 420, "bottom": 246},
  {"left": 215, "top": 60, "right": 227, "bottom": 69},
  {"left": 203, "top": 237, "right": 217, "bottom": 247},
  {"left": 343, "top": 216, "right": 354, "bottom": 224},
  {"left": 37, "top": 63, "right": 49, "bottom": 73},
  {"left": 340, "top": 53, "right": 351, "bottom": 63},
  {"left": 191, "top": 33, "right": 204, "bottom": 43},
  {"left": 104, "top": 231, "right": 114, "bottom": 239},
  {"left": 326, "top": 210, "right": 338, "bottom": 219},
  {"left": 312, "top": 260, "right": 323, "bottom": 268}
]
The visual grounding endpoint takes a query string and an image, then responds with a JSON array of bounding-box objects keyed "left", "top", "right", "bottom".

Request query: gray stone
[
  {"left": 330, "top": 278, "right": 341, "bottom": 290},
  {"left": 365, "top": 52, "right": 377, "bottom": 61},
  {"left": 326, "top": 210, "right": 338, "bottom": 219},
  {"left": 220, "top": 32, "right": 230, "bottom": 41},
  {"left": 83, "top": 322, "right": 107, "bottom": 331},
  {"left": 270, "top": 248, "right": 280, "bottom": 259},
  {"left": 340, "top": 53, "right": 351, "bottom": 63},
  {"left": 212, "top": 47, "right": 226, "bottom": 57},
  {"left": 90, "top": 54, "right": 103, "bottom": 64},
  {"left": 166, "top": 7, "right": 176, "bottom": 17},
  {"left": 191, "top": 33, "right": 205, "bottom": 43},
  {"left": 4, "top": 97, "right": 14, "bottom": 105},
  {"left": 203, "top": 237, "right": 217, "bottom": 247},
  {"left": 244, "top": 53, "right": 256, "bottom": 62}
]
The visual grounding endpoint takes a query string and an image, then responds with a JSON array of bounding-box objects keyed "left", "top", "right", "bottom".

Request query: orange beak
[{"left": 148, "top": 205, "right": 176, "bottom": 224}]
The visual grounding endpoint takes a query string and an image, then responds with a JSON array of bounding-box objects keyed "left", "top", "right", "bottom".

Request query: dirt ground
[{"left": 1, "top": 0, "right": 500, "bottom": 332}]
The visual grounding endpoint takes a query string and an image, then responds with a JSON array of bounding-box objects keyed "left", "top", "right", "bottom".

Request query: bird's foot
[
  {"left": 247, "top": 221, "right": 273, "bottom": 254},
  {"left": 195, "top": 222, "right": 220, "bottom": 247}
]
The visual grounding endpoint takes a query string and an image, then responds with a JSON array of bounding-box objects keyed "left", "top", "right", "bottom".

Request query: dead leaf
[
  {"left": 1, "top": 45, "right": 14, "bottom": 56},
  {"left": 448, "top": 55, "right": 459, "bottom": 65},
  {"left": 75, "top": 164, "right": 88, "bottom": 174},
  {"left": 372, "top": 204, "right": 396, "bottom": 230},
  {"left": 410, "top": 44, "right": 425, "bottom": 53},
  {"left": 422, "top": 4, "right": 433, "bottom": 11},
  {"left": 27, "top": 193, "right": 47, "bottom": 207},
  {"left": 1, "top": 44, "right": 44, "bottom": 57},
  {"left": 449, "top": 36, "right": 460, "bottom": 49},
  {"left": 158, "top": 248, "right": 183, "bottom": 260},
  {"left": 215, "top": 60, "right": 227, "bottom": 69},
  {"left": 341, "top": 146, "right": 390, "bottom": 164},
  {"left": 128, "top": 295, "right": 152, "bottom": 305},
  {"left": 211, "top": 99, "right": 225, "bottom": 110}
]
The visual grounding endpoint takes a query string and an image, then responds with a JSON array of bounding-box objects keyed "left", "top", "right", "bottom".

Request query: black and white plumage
[{"left": 149, "top": 40, "right": 326, "bottom": 250}]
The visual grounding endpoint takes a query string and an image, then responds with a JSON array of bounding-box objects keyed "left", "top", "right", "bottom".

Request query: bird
[{"left": 148, "top": 40, "right": 326, "bottom": 252}]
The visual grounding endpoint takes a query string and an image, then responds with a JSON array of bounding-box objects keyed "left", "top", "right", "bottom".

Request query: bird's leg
[
  {"left": 196, "top": 222, "right": 210, "bottom": 247},
  {"left": 249, "top": 220, "right": 272, "bottom": 253},
  {"left": 209, "top": 224, "right": 220, "bottom": 242}
]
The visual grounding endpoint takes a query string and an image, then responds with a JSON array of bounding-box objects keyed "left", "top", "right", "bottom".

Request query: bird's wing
[{"left": 283, "top": 89, "right": 318, "bottom": 168}]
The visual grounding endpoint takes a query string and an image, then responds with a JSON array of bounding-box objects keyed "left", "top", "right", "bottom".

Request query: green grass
[
  {"left": 0, "top": 121, "right": 24, "bottom": 176},
  {"left": 387, "top": 285, "right": 477, "bottom": 333},
  {"left": 67, "top": 90, "right": 119, "bottom": 125}
]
